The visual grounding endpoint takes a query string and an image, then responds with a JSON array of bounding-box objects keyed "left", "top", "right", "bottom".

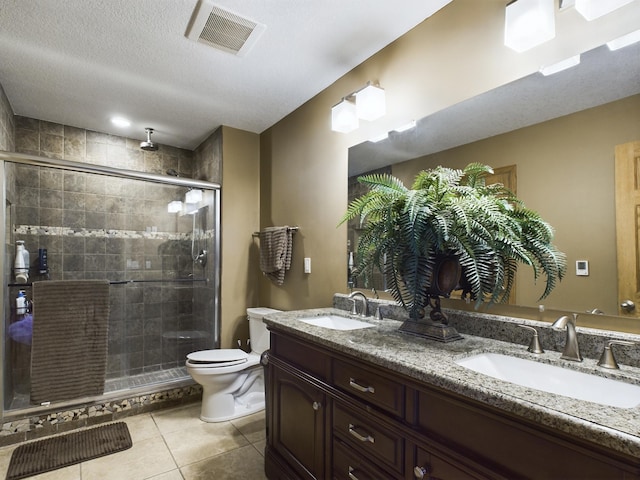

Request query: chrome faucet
[
  {"left": 551, "top": 313, "right": 582, "bottom": 362},
  {"left": 348, "top": 291, "right": 368, "bottom": 317},
  {"left": 598, "top": 339, "right": 635, "bottom": 369}
]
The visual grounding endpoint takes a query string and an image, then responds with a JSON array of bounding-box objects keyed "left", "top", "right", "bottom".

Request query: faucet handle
[
  {"left": 350, "top": 299, "right": 358, "bottom": 315},
  {"left": 518, "top": 325, "right": 544, "bottom": 354},
  {"left": 598, "top": 339, "right": 635, "bottom": 369}
]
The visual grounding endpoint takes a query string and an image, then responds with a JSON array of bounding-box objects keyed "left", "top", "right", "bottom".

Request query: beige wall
[
  {"left": 393, "top": 95, "right": 640, "bottom": 314},
  {"left": 259, "top": 0, "right": 640, "bottom": 311},
  {"left": 221, "top": 126, "right": 261, "bottom": 348}
]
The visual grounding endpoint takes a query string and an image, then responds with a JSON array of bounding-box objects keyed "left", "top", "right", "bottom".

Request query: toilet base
[
  {"left": 199, "top": 395, "right": 265, "bottom": 423},
  {"left": 198, "top": 369, "right": 265, "bottom": 423}
]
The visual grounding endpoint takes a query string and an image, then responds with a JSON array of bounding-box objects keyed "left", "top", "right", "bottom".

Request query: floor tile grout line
[{"left": 150, "top": 411, "right": 184, "bottom": 477}]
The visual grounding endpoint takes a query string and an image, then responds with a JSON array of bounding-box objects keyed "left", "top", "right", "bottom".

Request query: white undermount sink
[
  {"left": 456, "top": 352, "right": 640, "bottom": 409},
  {"left": 298, "top": 315, "right": 375, "bottom": 331}
]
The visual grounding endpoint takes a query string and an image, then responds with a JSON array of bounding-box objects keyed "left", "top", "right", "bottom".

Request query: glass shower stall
[{"left": 0, "top": 151, "right": 221, "bottom": 416}]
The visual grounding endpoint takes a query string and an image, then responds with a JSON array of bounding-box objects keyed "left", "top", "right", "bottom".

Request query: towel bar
[
  {"left": 252, "top": 226, "right": 299, "bottom": 237},
  {"left": 8, "top": 278, "right": 208, "bottom": 287}
]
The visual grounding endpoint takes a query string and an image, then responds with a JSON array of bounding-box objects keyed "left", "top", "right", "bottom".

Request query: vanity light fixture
[
  {"left": 607, "top": 28, "right": 640, "bottom": 50},
  {"left": 167, "top": 200, "right": 183, "bottom": 213},
  {"left": 504, "top": 0, "right": 556, "bottom": 53},
  {"left": 540, "top": 54, "right": 580, "bottom": 76},
  {"left": 331, "top": 81, "right": 386, "bottom": 133},
  {"left": 574, "top": 0, "right": 634, "bottom": 21},
  {"left": 355, "top": 84, "right": 386, "bottom": 121},
  {"left": 331, "top": 98, "right": 359, "bottom": 133},
  {"left": 185, "top": 189, "right": 203, "bottom": 204}
]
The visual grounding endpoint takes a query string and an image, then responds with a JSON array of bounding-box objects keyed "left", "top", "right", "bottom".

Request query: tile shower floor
[{"left": 0, "top": 404, "right": 267, "bottom": 479}]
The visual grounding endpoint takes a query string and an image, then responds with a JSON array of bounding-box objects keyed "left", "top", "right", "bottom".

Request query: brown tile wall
[
  {"left": 7, "top": 119, "right": 218, "bottom": 398},
  {"left": 0, "top": 84, "right": 15, "bottom": 152}
]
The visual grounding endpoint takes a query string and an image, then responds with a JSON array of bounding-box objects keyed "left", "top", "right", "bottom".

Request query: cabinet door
[{"left": 270, "top": 364, "right": 327, "bottom": 480}]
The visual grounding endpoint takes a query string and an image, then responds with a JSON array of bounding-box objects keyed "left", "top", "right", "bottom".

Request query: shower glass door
[{"left": 3, "top": 160, "right": 219, "bottom": 412}]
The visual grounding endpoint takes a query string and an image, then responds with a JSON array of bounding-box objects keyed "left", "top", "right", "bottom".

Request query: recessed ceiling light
[
  {"left": 369, "top": 132, "right": 389, "bottom": 143},
  {"left": 394, "top": 120, "right": 416, "bottom": 132},
  {"left": 607, "top": 29, "right": 640, "bottom": 50},
  {"left": 540, "top": 54, "right": 580, "bottom": 76},
  {"left": 111, "top": 116, "right": 131, "bottom": 128}
]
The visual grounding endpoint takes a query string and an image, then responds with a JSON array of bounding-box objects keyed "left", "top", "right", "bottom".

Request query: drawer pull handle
[
  {"left": 349, "top": 378, "right": 375, "bottom": 394},
  {"left": 348, "top": 466, "right": 360, "bottom": 480},
  {"left": 348, "top": 423, "right": 375, "bottom": 443}
]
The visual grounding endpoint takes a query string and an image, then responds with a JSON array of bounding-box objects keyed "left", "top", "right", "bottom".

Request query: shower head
[{"left": 140, "top": 128, "right": 159, "bottom": 151}]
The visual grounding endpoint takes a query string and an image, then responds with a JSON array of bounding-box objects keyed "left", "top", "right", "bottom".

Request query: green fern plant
[{"left": 340, "top": 163, "right": 566, "bottom": 319}]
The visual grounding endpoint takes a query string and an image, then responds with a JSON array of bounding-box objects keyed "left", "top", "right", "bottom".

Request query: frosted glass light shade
[
  {"left": 331, "top": 99, "right": 358, "bottom": 133},
  {"left": 185, "top": 203, "right": 199, "bottom": 215},
  {"left": 574, "top": 0, "right": 633, "bottom": 21},
  {"left": 167, "top": 200, "right": 183, "bottom": 213},
  {"left": 185, "top": 189, "right": 203, "bottom": 204},
  {"left": 356, "top": 85, "right": 386, "bottom": 121},
  {"left": 505, "top": 0, "right": 556, "bottom": 53}
]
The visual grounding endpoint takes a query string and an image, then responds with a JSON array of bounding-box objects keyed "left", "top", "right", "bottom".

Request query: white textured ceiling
[{"left": 0, "top": 0, "right": 451, "bottom": 150}]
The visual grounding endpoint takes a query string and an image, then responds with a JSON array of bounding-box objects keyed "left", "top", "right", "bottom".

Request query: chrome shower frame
[{"left": 0, "top": 150, "right": 222, "bottom": 422}]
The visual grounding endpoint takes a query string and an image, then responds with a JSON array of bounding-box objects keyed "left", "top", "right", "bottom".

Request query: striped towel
[
  {"left": 30, "top": 280, "right": 110, "bottom": 404},
  {"left": 259, "top": 226, "right": 293, "bottom": 285}
]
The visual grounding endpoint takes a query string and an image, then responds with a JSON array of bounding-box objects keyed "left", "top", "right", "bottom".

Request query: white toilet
[{"left": 185, "top": 307, "right": 280, "bottom": 422}]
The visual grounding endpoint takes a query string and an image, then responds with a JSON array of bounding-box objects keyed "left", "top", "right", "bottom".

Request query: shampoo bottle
[
  {"left": 16, "top": 290, "right": 26, "bottom": 315},
  {"left": 14, "top": 241, "right": 28, "bottom": 283}
]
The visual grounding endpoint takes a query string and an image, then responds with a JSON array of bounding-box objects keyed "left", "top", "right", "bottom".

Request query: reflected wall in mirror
[{"left": 347, "top": 43, "right": 640, "bottom": 320}]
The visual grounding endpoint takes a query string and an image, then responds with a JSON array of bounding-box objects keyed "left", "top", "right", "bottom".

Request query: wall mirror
[{"left": 347, "top": 42, "right": 640, "bottom": 325}]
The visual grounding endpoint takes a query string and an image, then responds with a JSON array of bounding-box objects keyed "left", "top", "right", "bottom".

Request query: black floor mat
[{"left": 6, "top": 422, "right": 132, "bottom": 480}]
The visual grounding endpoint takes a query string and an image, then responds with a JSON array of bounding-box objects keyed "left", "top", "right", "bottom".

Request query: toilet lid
[{"left": 187, "top": 349, "right": 248, "bottom": 367}]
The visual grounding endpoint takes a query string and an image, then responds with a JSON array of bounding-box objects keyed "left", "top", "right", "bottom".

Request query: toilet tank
[{"left": 247, "top": 307, "right": 281, "bottom": 354}]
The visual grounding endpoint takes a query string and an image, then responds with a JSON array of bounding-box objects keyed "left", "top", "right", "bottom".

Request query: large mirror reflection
[{"left": 347, "top": 42, "right": 640, "bottom": 320}]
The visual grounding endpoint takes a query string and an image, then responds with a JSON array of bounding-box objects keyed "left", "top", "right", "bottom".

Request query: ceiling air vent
[{"left": 186, "top": 1, "right": 266, "bottom": 57}]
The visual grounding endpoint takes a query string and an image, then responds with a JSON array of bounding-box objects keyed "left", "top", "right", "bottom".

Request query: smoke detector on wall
[{"left": 185, "top": 1, "right": 266, "bottom": 57}]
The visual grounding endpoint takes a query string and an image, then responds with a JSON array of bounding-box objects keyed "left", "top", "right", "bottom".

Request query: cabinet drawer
[
  {"left": 413, "top": 446, "right": 495, "bottom": 480},
  {"left": 271, "top": 333, "right": 330, "bottom": 380},
  {"left": 333, "top": 403, "right": 404, "bottom": 475},
  {"left": 333, "top": 439, "right": 401, "bottom": 480},
  {"left": 333, "top": 358, "right": 404, "bottom": 417}
]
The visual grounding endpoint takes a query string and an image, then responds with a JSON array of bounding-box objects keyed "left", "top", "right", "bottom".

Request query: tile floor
[{"left": 0, "top": 403, "right": 268, "bottom": 479}]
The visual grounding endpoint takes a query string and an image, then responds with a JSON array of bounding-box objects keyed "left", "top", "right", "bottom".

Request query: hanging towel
[
  {"left": 30, "top": 280, "right": 110, "bottom": 404},
  {"left": 259, "top": 226, "right": 293, "bottom": 285}
]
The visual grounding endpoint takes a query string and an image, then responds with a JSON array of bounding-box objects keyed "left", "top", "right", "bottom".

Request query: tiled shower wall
[
  {"left": 0, "top": 84, "right": 15, "bottom": 152},
  {"left": 8, "top": 118, "right": 219, "bottom": 385}
]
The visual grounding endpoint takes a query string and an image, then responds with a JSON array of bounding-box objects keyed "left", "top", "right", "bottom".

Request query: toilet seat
[{"left": 187, "top": 349, "right": 248, "bottom": 367}]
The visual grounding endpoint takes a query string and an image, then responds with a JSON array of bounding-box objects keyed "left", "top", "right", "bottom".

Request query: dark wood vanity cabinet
[
  {"left": 265, "top": 330, "right": 640, "bottom": 480},
  {"left": 267, "top": 365, "right": 327, "bottom": 479}
]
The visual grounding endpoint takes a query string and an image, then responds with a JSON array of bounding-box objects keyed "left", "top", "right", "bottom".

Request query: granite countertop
[{"left": 263, "top": 307, "right": 640, "bottom": 460}]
